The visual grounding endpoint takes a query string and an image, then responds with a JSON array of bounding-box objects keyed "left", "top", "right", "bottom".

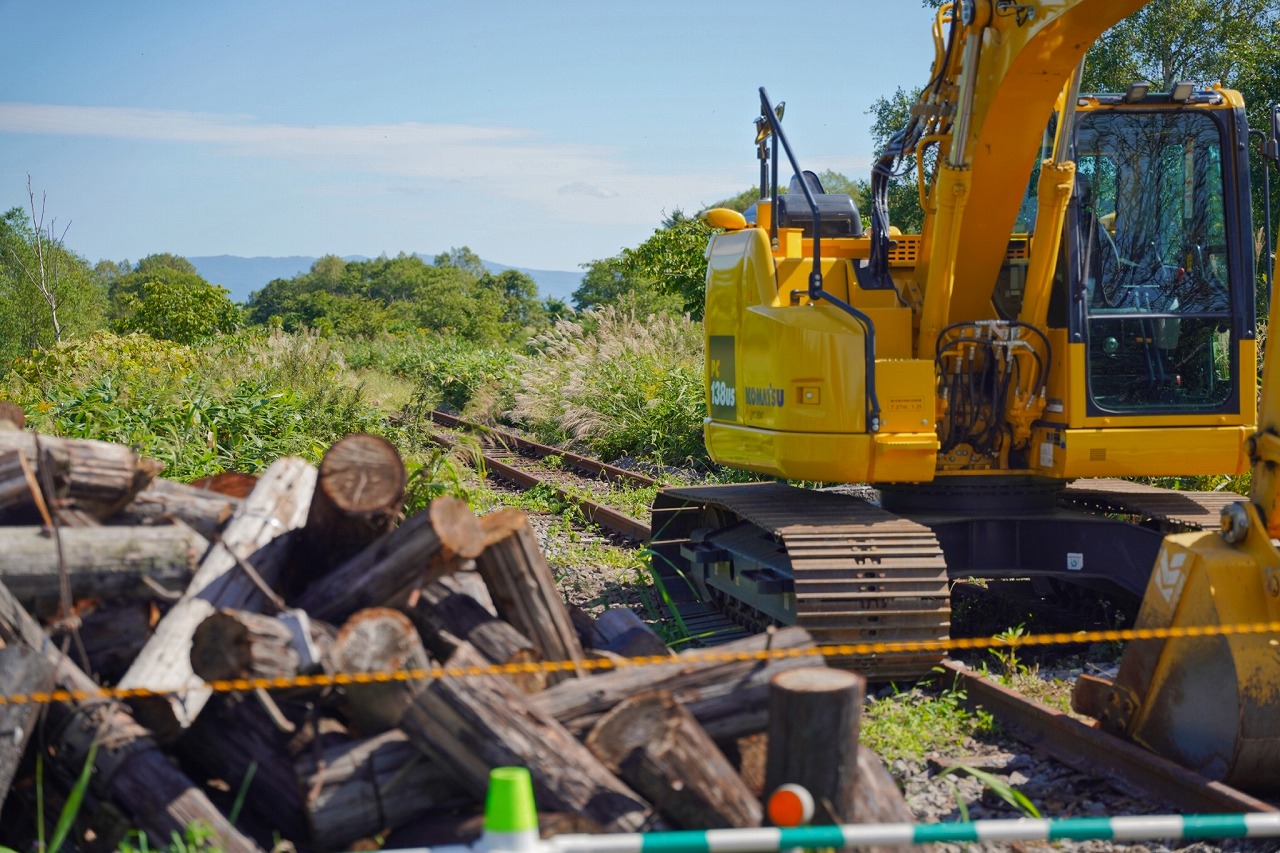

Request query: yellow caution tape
[{"left": 2, "top": 619, "right": 1278, "bottom": 707}]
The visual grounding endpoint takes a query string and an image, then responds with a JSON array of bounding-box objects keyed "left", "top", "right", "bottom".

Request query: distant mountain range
[{"left": 187, "top": 254, "right": 584, "bottom": 305}]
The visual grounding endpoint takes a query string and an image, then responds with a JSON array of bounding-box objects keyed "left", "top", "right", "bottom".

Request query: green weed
[{"left": 861, "top": 682, "right": 995, "bottom": 763}]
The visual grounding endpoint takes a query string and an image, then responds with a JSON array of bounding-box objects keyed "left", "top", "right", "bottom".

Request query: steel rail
[
  {"left": 426, "top": 413, "right": 652, "bottom": 542},
  {"left": 941, "top": 661, "right": 1277, "bottom": 815}
]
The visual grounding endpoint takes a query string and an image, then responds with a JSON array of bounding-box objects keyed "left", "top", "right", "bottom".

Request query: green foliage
[
  {"left": 115, "top": 274, "right": 241, "bottom": 344},
  {"left": 384, "top": 333, "right": 520, "bottom": 417},
  {"left": 0, "top": 203, "right": 105, "bottom": 367},
  {"left": 508, "top": 307, "right": 706, "bottom": 466},
  {"left": 861, "top": 681, "right": 995, "bottom": 763},
  {"left": 2, "top": 330, "right": 382, "bottom": 480},
  {"left": 574, "top": 211, "right": 713, "bottom": 319},
  {"left": 244, "top": 248, "right": 535, "bottom": 343},
  {"left": 938, "top": 764, "right": 1041, "bottom": 820}
]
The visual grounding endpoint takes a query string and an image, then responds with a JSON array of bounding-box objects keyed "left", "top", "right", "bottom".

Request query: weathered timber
[
  {"left": 0, "top": 449, "right": 40, "bottom": 516},
  {"left": 298, "top": 433, "right": 406, "bottom": 589},
  {"left": 0, "top": 579, "right": 261, "bottom": 851},
  {"left": 70, "top": 600, "right": 155, "bottom": 684},
  {"left": 0, "top": 645, "right": 52, "bottom": 812},
  {"left": 177, "top": 694, "right": 309, "bottom": 844},
  {"left": 585, "top": 689, "right": 762, "bottom": 829},
  {"left": 190, "top": 608, "right": 300, "bottom": 682},
  {"left": 475, "top": 508, "right": 585, "bottom": 684},
  {"left": 297, "top": 729, "right": 467, "bottom": 849},
  {"left": 0, "top": 401, "right": 25, "bottom": 429},
  {"left": 530, "top": 626, "right": 819, "bottom": 740},
  {"left": 764, "top": 667, "right": 867, "bottom": 827},
  {"left": 400, "top": 642, "right": 662, "bottom": 833},
  {"left": 294, "top": 495, "right": 484, "bottom": 625},
  {"left": 329, "top": 607, "right": 430, "bottom": 735},
  {"left": 594, "top": 607, "right": 674, "bottom": 659},
  {"left": 0, "top": 431, "right": 162, "bottom": 520},
  {"left": 116, "top": 456, "right": 317, "bottom": 741},
  {"left": 114, "top": 476, "right": 240, "bottom": 540},
  {"left": 411, "top": 574, "right": 546, "bottom": 693},
  {"left": 189, "top": 471, "right": 258, "bottom": 498},
  {"left": 0, "top": 523, "right": 205, "bottom": 602}
]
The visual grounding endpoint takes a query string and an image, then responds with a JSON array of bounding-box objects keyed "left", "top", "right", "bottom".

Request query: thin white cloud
[{"left": 0, "top": 101, "right": 742, "bottom": 232}]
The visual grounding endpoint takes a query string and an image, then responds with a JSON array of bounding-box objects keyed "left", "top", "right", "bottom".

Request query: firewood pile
[{"left": 0, "top": 412, "right": 910, "bottom": 853}]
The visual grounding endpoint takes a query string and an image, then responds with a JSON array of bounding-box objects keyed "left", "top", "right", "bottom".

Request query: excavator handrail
[{"left": 757, "top": 86, "right": 882, "bottom": 433}]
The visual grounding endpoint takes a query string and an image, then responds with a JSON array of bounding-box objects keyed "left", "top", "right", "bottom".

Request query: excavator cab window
[{"left": 1074, "top": 109, "right": 1235, "bottom": 413}]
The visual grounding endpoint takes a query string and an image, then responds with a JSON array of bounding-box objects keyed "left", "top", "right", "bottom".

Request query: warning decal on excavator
[
  {"left": 709, "top": 335, "right": 737, "bottom": 420},
  {"left": 1154, "top": 546, "right": 1189, "bottom": 604}
]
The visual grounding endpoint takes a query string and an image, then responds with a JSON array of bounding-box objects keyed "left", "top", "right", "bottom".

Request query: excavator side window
[{"left": 1074, "top": 110, "right": 1234, "bottom": 414}]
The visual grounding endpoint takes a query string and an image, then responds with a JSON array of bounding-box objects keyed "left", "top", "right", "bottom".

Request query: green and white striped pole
[
  {"left": 390, "top": 769, "right": 1280, "bottom": 853},
  {"left": 541, "top": 814, "right": 1280, "bottom": 852}
]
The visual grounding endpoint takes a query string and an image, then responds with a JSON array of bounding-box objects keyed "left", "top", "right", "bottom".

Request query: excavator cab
[{"left": 1072, "top": 106, "right": 1280, "bottom": 791}]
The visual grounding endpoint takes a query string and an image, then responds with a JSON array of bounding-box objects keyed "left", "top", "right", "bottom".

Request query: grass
[{"left": 860, "top": 679, "right": 996, "bottom": 764}]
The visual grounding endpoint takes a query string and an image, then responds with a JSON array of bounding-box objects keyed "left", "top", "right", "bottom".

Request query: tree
[
  {"left": 0, "top": 191, "right": 104, "bottom": 364},
  {"left": 478, "top": 268, "right": 546, "bottom": 338},
  {"left": 114, "top": 268, "right": 240, "bottom": 344},
  {"left": 433, "top": 246, "right": 488, "bottom": 279}
]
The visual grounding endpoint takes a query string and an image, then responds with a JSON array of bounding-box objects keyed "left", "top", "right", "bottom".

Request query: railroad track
[{"left": 425, "top": 410, "right": 1277, "bottom": 819}]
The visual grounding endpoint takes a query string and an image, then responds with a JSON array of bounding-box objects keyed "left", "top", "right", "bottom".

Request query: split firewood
[
  {"left": 400, "top": 642, "right": 663, "bottom": 833},
  {"left": 585, "top": 689, "right": 762, "bottom": 829},
  {"left": 295, "top": 433, "right": 406, "bottom": 593},
  {"left": 531, "top": 625, "right": 819, "bottom": 741},
  {"left": 0, "top": 523, "right": 205, "bottom": 603},
  {"left": 329, "top": 607, "right": 430, "bottom": 735},
  {"left": 475, "top": 508, "right": 585, "bottom": 684},
  {"left": 0, "top": 579, "right": 261, "bottom": 851},
  {"left": 0, "top": 431, "right": 163, "bottom": 520},
  {"left": 593, "top": 607, "right": 674, "bottom": 659},
  {"left": 763, "top": 667, "right": 868, "bottom": 827},
  {"left": 189, "top": 470, "right": 259, "bottom": 498},
  {"left": 116, "top": 456, "right": 317, "bottom": 741},
  {"left": 297, "top": 729, "right": 468, "bottom": 849},
  {"left": 113, "top": 476, "right": 241, "bottom": 540},
  {"left": 0, "top": 645, "right": 52, "bottom": 812},
  {"left": 410, "top": 573, "right": 546, "bottom": 693},
  {"left": 294, "top": 495, "right": 485, "bottom": 625}
]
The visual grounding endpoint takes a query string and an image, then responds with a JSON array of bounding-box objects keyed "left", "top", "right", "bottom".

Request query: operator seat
[{"left": 774, "top": 170, "right": 865, "bottom": 238}]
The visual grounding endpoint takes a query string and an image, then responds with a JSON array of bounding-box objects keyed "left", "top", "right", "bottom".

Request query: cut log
[
  {"left": 763, "top": 667, "right": 866, "bottom": 827},
  {"left": 0, "top": 579, "right": 261, "bottom": 851},
  {"left": 298, "top": 433, "right": 406, "bottom": 588},
  {"left": 400, "top": 642, "right": 662, "bottom": 833},
  {"left": 411, "top": 574, "right": 546, "bottom": 693},
  {"left": 0, "top": 431, "right": 162, "bottom": 520},
  {"left": 189, "top": 471, "right": 258, "bottom": 498},
  {"left": 293, "top": 495, "right": 484, "bottom": 624},
  {"left": 531, "top": 626, "right": 819, "bottom": 740},
  {"left": 0, "top": 523, "right": 205, "bottom": 603},
  {"left": 329, "top": 607, "right": 430, "bottom": 735},
  {"left": 116, "top": 456, "right": 317, "bottom": 741},
  {"left": 475, "top": 508, "right": 585, "bottom": 684},
  {"left": 0, "top": 645, "right": 52, "bottom": 813},
  {"left": 177, "top": 694, "right": 309, "bottom": 844},
  {"left": 297, "top": 729, "right": 468, "bottom": 848},
  {"left": 190, "top": 608, "right": 300, "bottom": 682},
  {"left": 114, "top": 476, "right": 241, "bottom": 540},
  {"left": 71, "top": 600, "right": 155, "bottom": 684},
  {"left": 0, "top": 449, "right": 40, "bottom": 516},
  {"left": 0, "top": 401, "right": 25, "bottom": 429},
  {"left": 594, "top": 607, "right": 674, "bottom": 659},
  {"left": 585, "top": 689, "right": 762, "bottom": 829}
]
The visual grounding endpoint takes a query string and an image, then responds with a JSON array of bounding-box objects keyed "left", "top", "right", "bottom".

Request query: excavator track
[
  {"left": 651, "top": 482, "right": 950, "bottom": 681},
  {"left": 1060, "top": 478, "right": 1238, "bottom": 532}
]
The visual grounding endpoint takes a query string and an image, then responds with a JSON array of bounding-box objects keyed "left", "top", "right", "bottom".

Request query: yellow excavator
[{"left": 649, "top": 0, "right": 1277, "bottom": 785}]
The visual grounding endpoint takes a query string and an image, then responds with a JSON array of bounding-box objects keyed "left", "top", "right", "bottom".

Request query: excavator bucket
[{"left": 1073, "top": 501, "right": 1280, "bottom": 790}]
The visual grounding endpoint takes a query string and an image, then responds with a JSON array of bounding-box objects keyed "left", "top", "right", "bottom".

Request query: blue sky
[{"left": 0, "top": 2, "right": 940, "bottom": 273}]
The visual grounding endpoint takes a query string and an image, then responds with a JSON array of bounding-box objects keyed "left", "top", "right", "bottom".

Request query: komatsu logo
[
  {"left": 745, "top": 385, "right": 784, "bottom": 407},
  {"left": 708, "top": 335, "right": 737, "bottom": 420}
]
